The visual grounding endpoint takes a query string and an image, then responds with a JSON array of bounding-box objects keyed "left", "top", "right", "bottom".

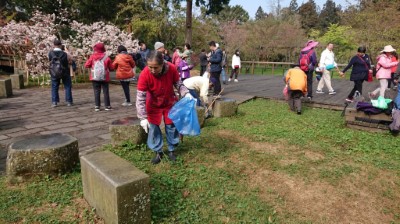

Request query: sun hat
[
  {"left": 301, "top": 40, "right": 319, "bottom": 52},
  {"left": 154, "top": 42, "right": 164, "bottom": 50},
  {"left": 381, "top": 45, "right": 396, "bottom": 53}
]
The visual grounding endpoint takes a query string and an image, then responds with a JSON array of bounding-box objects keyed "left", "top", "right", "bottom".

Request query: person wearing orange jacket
[
  {"left": 113, "top": 45, "right": 136, "bottom": 106},
  {"left": 84, "top": 42, "right": 114, "bottom": 112},
  {"left": 285, "top": 66, "right": 307, "bottom": 115}
]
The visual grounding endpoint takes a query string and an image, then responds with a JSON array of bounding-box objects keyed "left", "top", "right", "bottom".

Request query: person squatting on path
[
  {"left": 285, "top": 66, "right": 307, "bottom": 115},
  {"left": 136, "top": 51, "right": 190, "bottom": 164},
  {"left": 340, "top": 46, "right": 371, "bottom": 102},
  {"left": 85, "top": 42, "right": 114, "bottom": 112},
  {"left": 370, "top": 45, "right": 399, "bottom": 99},
  {"left": 208, "top": 41, "right": 223, "bottom": 97},
  {"left": 299, "top": 40, "right": 318, "bottom": 100},
  {"left": 113, "top": 45, "right": 136, "bottom": 106},
  {"left": 48, "top": 39, "right": 73, "bottom": 107},
  {"left": 229, "top": 49, "right": 241, "bottom": 82},
  {"left": 316, "top": 43, "right": 338, "bottom": 95}
]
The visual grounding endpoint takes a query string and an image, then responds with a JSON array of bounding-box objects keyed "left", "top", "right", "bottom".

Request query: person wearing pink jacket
[{"left": 370, "top": 45, "right": 399, "bottom": 98}]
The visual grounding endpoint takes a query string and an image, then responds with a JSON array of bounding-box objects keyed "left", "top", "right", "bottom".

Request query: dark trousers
[
  {"left": 210, "top": 71, "right": 222, "bottom": 95},
  {"left": 92, "top": 81, "right": 110, "bottom": 107},
  {"left": 388, "top": 73, "right": 396, "bottom": 88},
  {"left": 200, "top": 65, "right": 207, "bottom": 76},
  {"left": 348, "top": 80, "right": 364, "bottom": 99},
  {"left": 306, "top": 69, "right": 313, "bottom": 97},
  {"left": 288, "top": 90, "right": 303, "bottom": 112},
  {"left": 189, "top": 89, "right": 202, "bottom": 106},
  {"left": 51, "top": 74, "right": 73, "bottom": 103},
  {"left": 120, "top": 81, "right": 131, "bottom": 102},
  {"left": 230, "top": 67, "right": 239, "bottom": 79}
]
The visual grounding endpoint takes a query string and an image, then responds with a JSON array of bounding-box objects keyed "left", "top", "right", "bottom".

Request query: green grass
[{"left": 1, "top": 99, "right": 399, "bottom": 223}]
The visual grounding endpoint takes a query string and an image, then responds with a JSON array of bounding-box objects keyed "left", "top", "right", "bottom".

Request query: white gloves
[{"left": 140, "top": 119, "right": 149, "bottom": 133}]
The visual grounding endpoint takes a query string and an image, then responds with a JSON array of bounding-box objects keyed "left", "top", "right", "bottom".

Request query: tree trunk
[{"left": 185, "top": 0, "right": 193, "bottom": 45}]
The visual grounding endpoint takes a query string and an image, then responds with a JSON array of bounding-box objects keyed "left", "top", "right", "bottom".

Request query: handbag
[
  {"left": 325, "top": 64, "right": 335, "bottom": 70},
  {"left": 357, "top": 55, "right": 373, "bottom": 82}
]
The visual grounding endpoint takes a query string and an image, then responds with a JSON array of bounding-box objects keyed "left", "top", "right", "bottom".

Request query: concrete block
[
  {"left": 80, "top": 151, "right": 151, "bottom": 224},
  {"left": 212, "top": 98, "right": 238, "bottom": 118},
  {"left": 10, "top": 74, "right": 24, "bottom": 89},
  {"left": 196, "top": 106, "right": 205, "bottom": 128},
  {"left": 6, "top": 133, "right": 79, "bottom": 183},
  {"left": 0, "top": 79, "right": 12, "bottom": 98},
  {"left": 109, "top": 117, "right": 147, "bottom": 146}
]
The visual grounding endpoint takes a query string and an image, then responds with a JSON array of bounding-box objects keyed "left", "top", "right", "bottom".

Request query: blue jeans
[
  {"left": 147, "top": 123, "right": 179, "bottom": 152},
  {"left": 51, "top": 74, "right": 72, "bottom": 103},
  {"left": 221, "top": 68, "right": 226, "bottom": 82},
  {"left": 189, "top": 89, "right": 202, "bottom": 106}
]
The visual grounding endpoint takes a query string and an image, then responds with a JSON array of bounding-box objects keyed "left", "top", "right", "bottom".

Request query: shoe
[
  {"left": 51, "top": 102, "right": 57, "bottom": 108},
  {"left": 316, "top": 90, "right": 324, "bottom": 94},
  {"left": 122, "top": 102, "right": 132, "bottom": 106},
  {"left": 329, "top": 91, "right": 336, "bottom": 95},
  {"left": 94, "top": 106, "right": 100, "bottom": 112},
  {"left": 345, "top": 98, "right": 353, "bottom": 102},
  {"left": 234, "top": 79, "right": 238, "bottom": 82},
  {"left": 228, "top": 78, "right": 232, "bottom": 82},
  {"left": 105, "top": 107, "right": 112, "bottom": 111},
  {"left": 307, "top": 96, "right": 312, "bottom": 101},
  {"left": 168, "top": 151, "right": 177, "bottom": 162},
  {"left": 297, "top": 111, "right": 302, "bottom": 115},
  {"left": 151, "top": 152, "right": 164, "bottom": 164},
  {"left": 67, "top": 102, "right": 73, "bottom": 107}
]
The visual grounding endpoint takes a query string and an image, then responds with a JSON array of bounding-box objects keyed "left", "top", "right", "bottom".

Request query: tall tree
[
  {"left": 288, "top": 0, "right": 298, "bottom": 14},
  {"left": 255, "top": 6, "right": 266, "bottom": 20},
  {"left": 217, "top": 5, "right": 249, "bottom": 24},
  {"left": 298, "top": 0, "right": 318, "bottom": 33},
  {"left": 318, "top": 0, "right": 341, "bottom": 31}
]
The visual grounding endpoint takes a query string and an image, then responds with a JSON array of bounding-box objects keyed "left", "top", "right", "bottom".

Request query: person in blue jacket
[{"left": 208, "top": 41, "right": 223, "bottom": 97}]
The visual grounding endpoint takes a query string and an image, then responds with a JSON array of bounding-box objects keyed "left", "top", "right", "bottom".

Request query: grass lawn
[{"left": 1, "top": 99, "right": 399, "bottom": 223}]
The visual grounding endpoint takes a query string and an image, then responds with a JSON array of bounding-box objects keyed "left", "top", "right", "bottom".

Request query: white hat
[
  {"left": 381, "top": 45, "right": 396, "bottom": 53},
  {"left": 154, "top": 42, "right": 164, "bottom": 50}
]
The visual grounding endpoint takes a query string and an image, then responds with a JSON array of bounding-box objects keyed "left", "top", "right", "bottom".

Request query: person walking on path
[
  {"left": 199, "top": 49, "right": 208, "bottom": 76},
  {"left": 172, "top": 47, "right": 181, "bottom": 70},
  {"left": 220, "top": 47, "right": 228, "bottom": 84},
  {"left": 48, "top": 39, "right": 73, "bottom": 107},
  {"left": 339, "top": 46, "right": 371, "bottom": 102},
  {"left": 139, "top": 42, "right": 150, "bottom": 66},
  {"left": 85, "top": 42, "right": 114, "bottom": 112},
  {"left": 208, "top": 41, "right": 223, "bottom": 97},
  {"left": 316, "top": 43, "right": 339, "bottom": 95},
  {"left": 229, "top": 49, "right": 241, "bottom": 83},
  {"left": 370, "top": 45, "right": 399, "bottom": 99},
  {"left": 136, "top": 51, "right": 189, "bottom": 164},
  {"left": 113, "top": 45, "right": 136, "bottom": 106},
  {"left": 285, "top": 66, "right": 307, "bottom": 114},
  {"left": 299, "top": 40, "right": 318, "bottom": 100},
  {"left": 154, "top": 41, "right": 165, "bottom": 53},
  {"left": 388, "top": 51, "right": 398, "bottom": 89}
]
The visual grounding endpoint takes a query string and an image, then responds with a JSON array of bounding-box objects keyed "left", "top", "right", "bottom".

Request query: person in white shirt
[
  {"left": 183, "top": 73, "right": 210, "bottom": 107},
  {"left": 229, "top": 50, "right": 241, "bottom": 82},
  {"left": 316, "top": 43, "right": 338, "bottom": 95}
]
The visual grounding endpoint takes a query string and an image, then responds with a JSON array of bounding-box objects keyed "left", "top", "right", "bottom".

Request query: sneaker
[
  {"left": 316, "top": 90, "right": 324, "bottom": 94},
  {"left": 51, "top": 102, "right": 57, "bottom": 108},
  {"left": 121, "top": 102, "right": 132, "bottom": 106},
  {"left": 228, "top": 78, "right": 232, "bottom": 82},
  {"left": 151, "top": 152, "right": 164, "bottom": 164},
  {"left": 234, "top": 79, "right": 238, "bottom": 82},
  {"left": 345, "top": 98, "right": 353, "bottom": 103},
  {"left": 105, "top": 107, "right": 112, "bottom": 111},
  {"left": 94, "top": 106, "right": 100, "bottom": 112},
  {"left": 329, "top": 91, "right": 336, "bottom": 95},
  {"left": 168, "top": 151, "right": 177, "bottom": 162},
  {"left": 67, "top": 102, "right": 73, "bottom": 107},
  {"left": 307, "top": 96, "right": 312, "bottom": 101},
  {"left": 297, "top": 111, "right": 302, "bottom": 115}
]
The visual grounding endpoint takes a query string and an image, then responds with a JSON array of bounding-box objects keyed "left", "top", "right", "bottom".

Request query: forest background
[{"left": 1, "top": 0, "right": 399, "bottom": 64}]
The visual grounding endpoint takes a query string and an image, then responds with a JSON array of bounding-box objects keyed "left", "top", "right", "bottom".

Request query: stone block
[
  {"left": 109, "top": 117, "right": 147, "bottom": 146},
  {"left": 10, "top": 74, "right": 24, "bottom": 89},
  {"left": 196, "top": 106, "right": 205, "bottom": 128},
  {"left": 212, "top": 97, "right": 238, "bottom": 118},
  {"left": 6, "top": 133, "right": 79, "bottom": 183},
  {"left": 0, "top": 79, "right": 12, "bottom": 98},
  {"left": 80, "top": 151, "right": 151, "bottom": 224}
]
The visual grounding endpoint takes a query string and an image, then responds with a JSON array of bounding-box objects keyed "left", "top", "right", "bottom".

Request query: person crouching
[{"left": 285, "top": 66, "right": 307, "bottom": 115}]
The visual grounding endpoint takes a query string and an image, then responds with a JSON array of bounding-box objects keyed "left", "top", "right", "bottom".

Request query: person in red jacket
[
  {"left": 113, "top": 45, "right": 135, "bottom": 106},
  {"left": 389, "top": 51, "right": 398, "bottom": 89},
  {"left": 84, "top": 42, "right": 114, "bottom": 111},
  {"left": 136, "top": 51, "right": 189, "bottom": 164}
]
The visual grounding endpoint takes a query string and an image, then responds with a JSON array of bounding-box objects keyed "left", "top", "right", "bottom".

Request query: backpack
[
  {"left": 49, "top": 51, "right": 66, "bottom": 79},
  {"left": 91, "top": 55, "right": 107, "bottom": 81},
  {"left": 299, "top": 51, "right": 313, "bottom": 72}
]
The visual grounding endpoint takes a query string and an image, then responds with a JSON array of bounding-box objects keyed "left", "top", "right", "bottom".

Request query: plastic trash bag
[
  {"left": 371, "top": 96, "right": 392, "bottom": 109},
  {"left": 168, "top": 97, "right": 201, "bottom": 136},
  {"left": 283, "top": 85, "right": 289, "bottom": 100}
]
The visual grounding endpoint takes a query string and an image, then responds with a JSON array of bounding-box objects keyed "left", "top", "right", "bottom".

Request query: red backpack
[{"left": 299, "top": 50, "right": 313, "bottom": 72}]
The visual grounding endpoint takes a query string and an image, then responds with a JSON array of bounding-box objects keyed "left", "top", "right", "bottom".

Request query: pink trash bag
[{"left": 283, "top": 85, "right": 289, "bottom": 100}]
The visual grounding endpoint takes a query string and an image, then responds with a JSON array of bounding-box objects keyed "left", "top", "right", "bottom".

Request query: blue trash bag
[{"left": 168, "top": 97, "right": 201, "bottom": 136}]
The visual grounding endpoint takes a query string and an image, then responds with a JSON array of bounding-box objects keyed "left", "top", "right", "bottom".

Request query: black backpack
[{"left": 49, "top": 51, "right": 66, "bottom": 79}]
